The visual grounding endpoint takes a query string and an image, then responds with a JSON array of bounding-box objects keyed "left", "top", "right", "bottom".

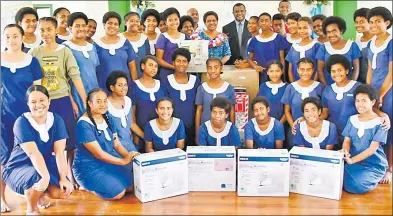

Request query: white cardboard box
[
  {"left": 187, "top": 146, "right": 236, "bottom": 191},
  {"left": 133, "top": 148, "right": 188, "bottom": 203},
  {"left": 289, "top": 146, "right": 344, "bottom": 200},
  {"left": 237, "top": 149, "right": 290, "bottom": 197}
]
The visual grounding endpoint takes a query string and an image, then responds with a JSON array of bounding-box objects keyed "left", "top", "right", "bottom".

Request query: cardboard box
[
  {"left": 237, "top": 149, "right": 290, "bottom": 197},
  {"left": 235, "top": 93, "right": 249, "bottom": 130},
  {"left": 289, "top": 146, "right": 344, "bottom": 200},
  {"left": 187, "top": 146, "right": 236, "bottom": 191},
  {"left": 133, "top": 148, "right": 188, "bottom": 203}
]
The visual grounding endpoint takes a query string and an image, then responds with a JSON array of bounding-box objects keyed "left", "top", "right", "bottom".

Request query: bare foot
[
  {"left": 1, "top": 201, "right": 11, "bottom": 212},
  {"left": 379, "top": 171, "right": 392, "bottom": 184},
  {"left": 37, "top": 196, "right": 51, "bottom": 209}
]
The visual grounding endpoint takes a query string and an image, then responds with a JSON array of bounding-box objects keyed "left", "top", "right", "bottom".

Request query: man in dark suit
[{"left": 222, "top": 3, "right": 252, "bottom": 65}]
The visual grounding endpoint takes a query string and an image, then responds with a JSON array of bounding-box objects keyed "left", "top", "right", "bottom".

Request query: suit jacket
[{"left": 223, "top": 19, "right": 252, "bottom": 65}]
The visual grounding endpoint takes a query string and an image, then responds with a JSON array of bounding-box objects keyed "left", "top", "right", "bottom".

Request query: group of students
[{"left": 0, "top": 2, "right": 392, "bottom": 215}]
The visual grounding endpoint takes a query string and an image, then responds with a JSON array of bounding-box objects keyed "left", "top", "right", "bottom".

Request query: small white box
[
  {"left": 187, "top": 146, "right": 236, "bottom": 191},
  {"left": 133, "top": 148, "right": 188, "bottom": 203},
  {"left": 237, "top": 149, "right": 290, "bottom": 197},
  {"left": 289, "top": 146, "right": 344, "bottom": 200}
]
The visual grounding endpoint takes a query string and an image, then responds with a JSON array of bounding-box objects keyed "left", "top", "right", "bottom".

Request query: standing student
[
  {"left": 15, "top": 7, "right": 42, "bottom": 53},
  {"left": 145, "top": 98, "right": 186, "bottom": 152},
  {"left": 73, "top": 88, "right": 139, "bottom": 200},
  {"left": 311, "top": 14, "right": 328, "bottom": 43},
  {"left": 244, "top": 96, "right": 285, "bottom": 149},
  {"left": 94, "top": 11, "right": 138, "bottom": 88},
  {"left": 86, "top": 19, "right": 97, "bottom": 44},
  {"left": 197, "top": 97, "right": 241, "bottom": 147},
  {"left": 179, "top": 15, "right": 195, "bottom": 37},
  {"left": 234, "top": 16, "right": 260, "bottom": 69},
  {"left": 53, "top": 7, "right": 72, "bottom": 44},
  {"left": 2, "top": 85, "right": 74, "bottom": 215},
  {"left": 272, "top": 13, "right": 286, "bottom": 37},
  {"left": 141, "top": 9, "right": 161, "bottom": 55},
  {"left": 342, "top": 84, "right": 388, "bottom": 194},
  {"left": 158, "top": 12, "right": 168, "bottom": 33},
  {"left": 316, "top": 16, "right": 362, "bottom": 85},
  {"left": 285, "top": 12, "right": 302, "bottom": 47},
  {"left": 162, "top": 48, "right": 201, "bottom": 147},
  {"left": 64, "top": 12, "right": 100, "bottom": 118},
  {"left": 248, "top": 12, "right": 286, "bottom": 84},
  {"left": 1, "top": 24, "right": 43, "bottom": 213},
  {"left": 277, "top": 0, "right": 292, "bottom": 33}
]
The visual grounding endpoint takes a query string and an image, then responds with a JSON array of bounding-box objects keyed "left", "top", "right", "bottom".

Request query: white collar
[
  {"left": 1, "top": 54, "right": 33, "bottom": 73},
  {"left": 63, "top": 41, "right": 93, "bottom": 59},
  {"left": 127, "top": 34, "right": 148, "bottom": 53},
  {"left": 265, "top": 81, "right": 286, "bottom": 95},
  {"left": 167, "top": 74, "right": 197, "bottom": 101},
  {"left": 149, "top": 118, "right": 180, "bottom": 145},
  {"left": 95, "top": 36, "right": 127, "bottom": 55},
  {"left": 370, "top": 35, "right": 392, "bottom": 69},
  {"left": 286, "top": 34, "right": 302, "bottom": 44},
  {"left": 292, "top": 81, "right": 320, "bottom": 100},
  {"left": 57, "top": 33, "right": 73, "bottom": 41},
  {"left": 255, "top": 33, "right": 278, "bottom": 43},
  {"left": 292, "top": 40, "right": 317, "bottom": 58},
  {"left": 251, "top": 117, "right": 275, "bottom": 136},
  {"left": 324, "top": 40, "right": 353, "bottom": 55},
  {"left": 23, "top": 33, "right": 42, "bottom": 49},
  {"left": 147, "top": 33, "right": 160, "bottom": 55},
  {"left": 331, "top": 80, "right": 357, "bottom": 101},
  {"left": 350, "top": 115, "right": 382, "bottom": 138},
  {"left": 24, "top": 112, "right": 54, "bottom": 142},
  {"left": 355, "top": 35, "right": 371, "bottom": 50},
  {"left": 162, "top": 32, "right": 186, "bottom": 47},
  {"left": 205, "top": 121, "right": 232, "bottom": 146},
  {"left": 107, "top": 96, "right": 132, "bottom": 128},
  {"left": 79, "top": 116, "right": 113, "bottom": 141},
  {"left": 202, "top": 82, "right": 230, "bottom": 98},
  {"left": 299, "top": 120, "right": 330, "bottom": 149},
  {"left": 135, "top": 79, "right": 160, "bottom": 101}
]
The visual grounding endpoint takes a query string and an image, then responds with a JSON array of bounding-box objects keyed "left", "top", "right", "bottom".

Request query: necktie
[{"left": 238, "top": 22, "right": 243, "bottom": 50}]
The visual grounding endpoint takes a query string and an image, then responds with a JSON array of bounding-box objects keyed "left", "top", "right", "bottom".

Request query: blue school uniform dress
[
  {"left": 155, "top": 32, "right": 189, "bottom": 81},
  {"left": 316, "top": 40, "right": 362, "bottom": 84},
  {"left": 162, "top": 74, "right": 201, "bottom": 146},
  {"left": 55, "top": 33, "right": 73, "bottom": 44},
  {"left": 342, "top": 115, "right": 388, "bottom": 194},
  {"left": 144, "top": 117, "right": 186, "bottom": 151},
  {"left": 367, "top": 35, "right": 393, "bottom": 145},
  {"left": 22, "top": 34, "right": 43, "bottom": 53},
  {"left": 148, "top": 33, "right": 160, "bottom": 56},
  {"left": 73, "top": 116, "right": 133, "bottom": 199},
  {"left": 63, "top": 41, "right": 100, "bottom": 117},
  {"left": 127, "top": 34, "right": 151, "bottom": 78},
  {"left": 286, "top": 41, "right": 321, "bottom": 81},
  {"left": 198, "top": 121, "right": 241, "bottom": 147},
  {"left": 1, "top": 55, "right": 43, "bottom": 165},
  {"left": 284, "top": 34, "right": 302, "bottom": 48},
  {"left": 257, "top": 82, "right": 288, "bottom": 120},
  {"left": 2, "top": 112, "right": 68, "bottom": 195},
  {"left": 322, "top": 80, "right": 361, "bottom": 141},
  {"left": 107, "top": 96, "right": 137, "bottom": 152},
  {"left": 94, "top": 36, "right": 136, "bottom": 91},
  {"left": 244, "top": 117, "right": 285, "bottom": 149},
  {"left": 293, "top": 120, "right": 338, "bottom": 149},
  {"left": 195, "top": 81, "right": 236, "bottom": 124},
  {"left": 355, "top": 36, "right": 372, "bottom": 83},
  {"left": 247, "top": 33, "right": 286, "bottom": 83}
]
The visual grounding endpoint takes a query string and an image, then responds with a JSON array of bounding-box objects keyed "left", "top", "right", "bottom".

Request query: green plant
[
  {"left": 303, "top": 0, "right": 330, "bottom": 5},
  {"left": 131, "top": 0, "right": 155, "bottom": 10}
]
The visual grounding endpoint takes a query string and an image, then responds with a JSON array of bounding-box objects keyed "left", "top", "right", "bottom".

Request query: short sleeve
[
  {"left": 372, "top": 125, "right": 388, "bottom": 145},
  {"left": 341, "top": 118, "right": 352, "bottom": 138},
  {"left": 30, "top": 57, "right": 43, "bottom": 81},
  {"left": 197, "top": 124, "right": 208, "bottom": 146},
  {"left": 327, "top": 122, "right": 338, "bottom": 145},
  {"left": 222, "top": 39, "right": 231, "bottom": 57},
  {"left": 280, "top": 84, "right": 292, "bottom": 105},
  {"left": 92, "top": 46, "right": 101, "bottom": 67},
  {"left": 316, "top": 44, "right": 326, "bottom": 61},
  {"left": 316, "top": 83, "right": 324, "bottom": 97},
  {"left": 161, "top": 77, "right": 170, "bottom": 96},
  {"left": 247, "top": 37, "right": 255, "bottom": 54},
  {"left": 194, "top": 76, "right": 201, "bottom": 88},
  {"left": 64, "top": 47, "right": 81, "bottom": 81},
  {"left": 228, "top": 85, "right": 236, "bottom": 105},
  {"left": 155, "top": 34, "right": 166, "bottom": 51},
  {"left": 351, "top": 42, "right": 362, "bottom": 60},
  {"left": 195, "top": 85, "right": 204, "bottom": 105},
  {"left": 76, "top": 121, "right": 97, "bottom": 145},
  {"left": 293, "top": 124, "right": 302, "bottom": 146},
  {"left": 229, "top": 125, "right": 241, "bottom": 147},
  {"left": 285, "top": 47, "right": 295, "bottom": 62},
  {"left": 274, "top": 121, "right": 285, "bottom": 141},
  {"left": 54, "top": 115, "right": 69, "bottom": 142},
  {"left": 13, "top": 117, "right": 35, "bottom": 145},
  {"left": 144, "top": 122, "right": 153, "bottom": 142},
  {"left": 177, "top": 120, "right": 186, "bottom": 140},
  {"left": 125, "top": 40, "right": 136, "bottom": 63},
  {"left": 244, "top": 121, "right": 254, "bottom": 141},
  {"left": 388, "top": 40, "right": 393, "bottom": 63},
  {"left": 107, "top": 115, "right": 119, "bottom": 134},
  {"left": 321, "top": 87, "right": 329, "bottom": 108},
  {"left": 278, "top": 34, "right": 288, "bottom": 51}
]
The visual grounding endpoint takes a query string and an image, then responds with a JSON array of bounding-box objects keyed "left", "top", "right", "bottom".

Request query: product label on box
[{"left": 235, "top": 94, "right": 249, "bottom": 129}]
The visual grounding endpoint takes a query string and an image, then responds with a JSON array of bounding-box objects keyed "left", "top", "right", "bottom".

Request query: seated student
[
  {"left": 245, "top": 96, "right": 285, "bottom": 149},
  {"left": 293, "top": 97, "right": 338, "bottom": 150},
  {"left": 73, "top": 88, "right": 139, "bottom": 200},
  {"left": 145, "top": 98, "right": 186, "bottom": 152},
  {"left": 195, "top": 57, "right": 235, "bottom": 137},
  {"left": 2, "top": 85, "right": 73, "bottom": 215},
  {"left": 257, "top": 60, "right": 288, "bottom": 123},
  {"left": 197, "top": 97, "right": 241, "bottom": 147},
  {"left": 342, "top": 84, "right": 388, "bottom": 194}
]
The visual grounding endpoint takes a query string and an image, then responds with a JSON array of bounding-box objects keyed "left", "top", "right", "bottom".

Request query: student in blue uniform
[
  {"left": 234, "top": 16, "right": 260, "bottom": 69},
  {"left": 1, "top": 24, "right": 43, "bottom": 213},
  {"left": 293, "top": 97, "right": 338, "bottom": 150},
  {"left": 2, "top": 86, "right": 73, "bottom": 215},
  {"left": 257, "top": 60, "right": 287, "bottom": 123},
  {"left": 106, "top": 70, "right": 141, "bottom": 152},
  {"left": 94, "top": 11, "right": 138, "bottom": 89},
  {"left": 122, "top": 12, "right": 151, "bottom": 78},
  {"left": 244, "top": 96, "right": 285, "bottom": 149},
  {"left": 73, "top": 88, "right": 140, "bottom": 200},
  {"left": 156, "top": 7, "right": 190, "bottom": 81},
  {"left": 53, "top": 7, "right": 73, "bottom": 44},
  {"left": 195, "top": 57, "right": 235, "bottom": 137},
  {"left": 286, "top": 16, "right": 321, "bottom": 82},
  {"left": 162, "top": 48, "right": 201, "bottom": 147},
  {"left": 145, "top": 98, "right": 186, "bottom": 152},
  {"left": 285, "top": 12, "right": 302, "bottom": 48},
  {"left": 15, "top": 7, "right": 42, "bottom": 53},
  {"left": 248, "top": 12, "right": 286, "bottom": 84},
  {"left": 141, "top": 9, "right": 161, "bottom": 56},
  {"left": 316, "top": 16, "right": 362, "bottom": 85},
  {"left": 342, "top": 84, "right": 388, "bottom": 194},
  {"left": 197, "top": 97, "right": 241, "bottom": 147},
  {"left": 366, "top": 6, "right": 393, "bottom": 184},
  {"left": 86, "top": 19, "right": 97, "bottom": 44},
  {"left": 281, "top": 57, "right": 324, "bottom": 148},
  {"left": 64, "top": 12, "right": 100, "bottom": 117},
  {"left": 128, "top": 55, "right": 167, "bottom": 152}
]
